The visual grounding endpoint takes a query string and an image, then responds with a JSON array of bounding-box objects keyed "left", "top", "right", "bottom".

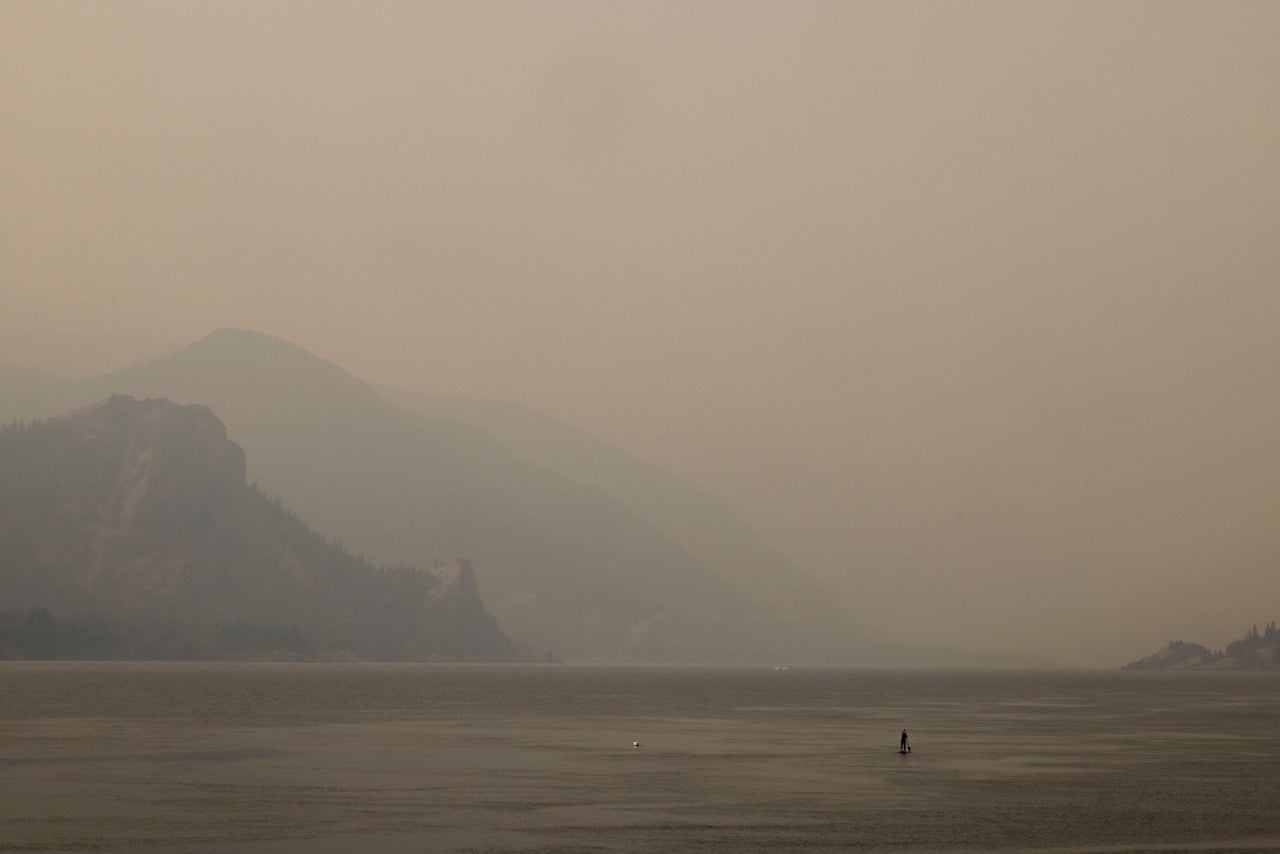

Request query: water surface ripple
[{"left": 2, "top": 663, "right": 1277, "bottom": 852}]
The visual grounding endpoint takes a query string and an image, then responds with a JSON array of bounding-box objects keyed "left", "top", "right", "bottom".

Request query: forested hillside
[{"left": 0, "top": 395, "right": 515, "bottom": 660}]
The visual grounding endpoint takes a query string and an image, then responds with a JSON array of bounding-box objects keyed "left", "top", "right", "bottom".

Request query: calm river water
[{"left": 1, "top": 663, "right": 1277, "bottom": 852}]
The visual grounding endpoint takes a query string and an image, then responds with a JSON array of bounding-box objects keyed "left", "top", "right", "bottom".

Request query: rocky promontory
[
  {"left": 0, "top": 395, "right": 516, "bottom": 660},
  {"left": 1123, "top": 622, "right": 1280, "bottom": 671}
]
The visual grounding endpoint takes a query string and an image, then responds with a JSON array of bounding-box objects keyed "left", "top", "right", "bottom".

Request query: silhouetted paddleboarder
[{"left": 900, "top": 729, "right": 910, "bottom": 753}]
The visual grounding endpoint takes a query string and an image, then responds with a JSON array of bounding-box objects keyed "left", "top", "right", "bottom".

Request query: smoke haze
[{"left": 4, "top": 1, "right": 1279, "bottom": 664}]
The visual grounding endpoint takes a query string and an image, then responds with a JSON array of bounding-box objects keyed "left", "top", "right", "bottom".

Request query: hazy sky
[{"left": 4, "top": 1, "right": 1279, "bottom": 664}]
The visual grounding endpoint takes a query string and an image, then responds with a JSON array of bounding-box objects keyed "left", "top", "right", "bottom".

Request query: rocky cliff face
[
  {"left": 0, "top": 395, "right": 516, "bottom": 660},
  {"left": 0, "top": 329, "right": 811, "bottom": 662}
]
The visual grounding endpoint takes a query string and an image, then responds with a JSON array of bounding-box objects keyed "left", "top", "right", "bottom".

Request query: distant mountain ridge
[
  {"left": 380, "top": 386, "right": 863, "bottom": 650},
  {"left": 0, "top": 395, "right": 515, "bottom": 660},
  {"left": 0, "top": 329, "right": 858, "bottom": 661}
]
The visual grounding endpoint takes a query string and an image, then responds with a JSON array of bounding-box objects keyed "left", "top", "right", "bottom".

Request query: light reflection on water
[{"left": 1, "top": 663, "right": 1278, "bottom": 852}]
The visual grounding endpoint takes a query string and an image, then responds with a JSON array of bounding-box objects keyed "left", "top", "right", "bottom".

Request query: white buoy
[{"left": 632, "top": 741, "right": 640, "bottom": 748}]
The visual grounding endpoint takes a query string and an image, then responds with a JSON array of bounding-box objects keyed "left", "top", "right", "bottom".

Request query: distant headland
[{"left": 1123, "top": 621, "right": 1279, "bottom": 670}]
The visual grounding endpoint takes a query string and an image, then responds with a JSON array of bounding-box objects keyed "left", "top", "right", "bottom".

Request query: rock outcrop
[{"left": 0, "top": 395, "right": 516, "bottom": 660}]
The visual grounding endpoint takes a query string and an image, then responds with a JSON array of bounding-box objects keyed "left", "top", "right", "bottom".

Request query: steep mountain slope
[
  {"left": 0, "top": 395, "right": 514, "bottom": 660},
  {"left": 382, "top": 387, "right": 864, "bottom": 656},
  {"left": 0, "top": 330, "right": 820, "bottom": 660}
]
